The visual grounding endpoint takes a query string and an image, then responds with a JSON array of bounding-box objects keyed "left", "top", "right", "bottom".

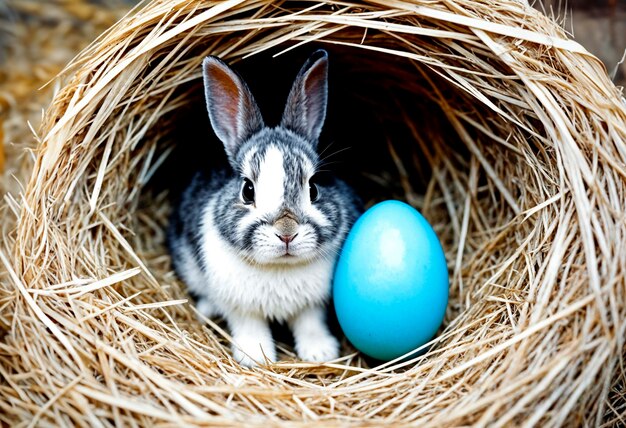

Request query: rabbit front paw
[
  {"left": 295, "top": 331, "right": 339, "bottom": 363},
  {"left": 231, "top": 335, "right": 276, "bottom": 367},
  {"left": 291, "top": 306, "right": 340, "bottom": 363},
  {"left": 228, "top": 313, "right": 276, "bottom": 368}
]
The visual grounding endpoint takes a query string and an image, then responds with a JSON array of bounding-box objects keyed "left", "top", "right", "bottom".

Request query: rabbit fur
[{"left": 168, "top": 50, "right": 361, "bottom": 367}]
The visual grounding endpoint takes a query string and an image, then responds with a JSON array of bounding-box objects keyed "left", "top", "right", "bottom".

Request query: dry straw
[{"left": 1, "top": 0, "right": 625, "bottom": 425}]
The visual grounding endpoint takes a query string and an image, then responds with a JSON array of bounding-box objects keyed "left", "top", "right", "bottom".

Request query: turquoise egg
[{"left": 333, "top": 200, "right": 449, "bottom": 361}]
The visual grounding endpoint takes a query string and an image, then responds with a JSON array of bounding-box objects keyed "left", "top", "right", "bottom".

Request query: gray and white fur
[{"left": 168, "top": 50, "right": 361, "bottom": 367}]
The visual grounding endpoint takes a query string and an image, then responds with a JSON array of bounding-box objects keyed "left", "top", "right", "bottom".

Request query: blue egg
[{"left": 333, "top": 200, "right": 449, "bottom": 361}]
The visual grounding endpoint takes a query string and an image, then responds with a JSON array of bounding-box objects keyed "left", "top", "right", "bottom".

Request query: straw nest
[{"left": 2, "top": 0, "right": 626, "bottom": 425}]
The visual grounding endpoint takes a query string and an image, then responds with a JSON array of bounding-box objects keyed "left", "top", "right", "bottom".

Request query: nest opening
[{"left": 142, "top": 44, "right": 519, "bottom": 362}]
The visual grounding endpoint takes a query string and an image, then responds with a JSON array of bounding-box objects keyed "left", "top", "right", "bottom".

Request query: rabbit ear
[
  {"left": 203, "top": 56, "right": 264, "bottom": 160},
  {"left": 280, "top": 50, "right": 328, "bottom": 145}
]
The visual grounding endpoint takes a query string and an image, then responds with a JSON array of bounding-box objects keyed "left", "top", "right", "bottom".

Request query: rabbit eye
[
  {"left": 241, "top": 178, "right": 255, "bottom": 205},
  {"left": 309, "top": 180, "right": 319, "bottom": 202}
]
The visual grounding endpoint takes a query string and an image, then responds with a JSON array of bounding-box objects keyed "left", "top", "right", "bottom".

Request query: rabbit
[{"left": 168, "top": 50, "right": 361, "bottom": 367}]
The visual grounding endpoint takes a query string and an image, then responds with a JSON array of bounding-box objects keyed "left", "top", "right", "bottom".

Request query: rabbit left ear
[
  {"left": 280, "top": 50, "right": 328, "bottom": 145},
  {"left": 203, "top": 56, "right": 265, "bottom": 160}
]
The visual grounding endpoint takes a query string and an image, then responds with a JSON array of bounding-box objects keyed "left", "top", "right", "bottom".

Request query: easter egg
[{"left": 333, "top": 200, "right": 449, "bottom": 361}]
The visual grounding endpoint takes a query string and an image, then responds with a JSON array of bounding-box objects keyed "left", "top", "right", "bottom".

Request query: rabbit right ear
[
  {"left": 280, "top": 50, "right": 328, "bottom": 145},
  {"left": 202, "top": 56, "right": 264, "bottom": 160}
]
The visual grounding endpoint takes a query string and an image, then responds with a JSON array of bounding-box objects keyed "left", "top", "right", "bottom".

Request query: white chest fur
[{"left": 196, "top": 199, "right": 333, "bottom": 321}]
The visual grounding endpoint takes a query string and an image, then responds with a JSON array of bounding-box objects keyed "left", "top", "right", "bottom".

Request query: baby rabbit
[{"left": 168, "top": 50, "right": 361, "bottom": 367}]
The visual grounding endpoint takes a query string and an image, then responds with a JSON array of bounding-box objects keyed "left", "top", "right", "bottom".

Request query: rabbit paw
[
  {"left": 295, "top": 331, "right": 339, "bottom": 363},
  {"left": 231, "top": 336, "right": 276, "bottom": 368}
]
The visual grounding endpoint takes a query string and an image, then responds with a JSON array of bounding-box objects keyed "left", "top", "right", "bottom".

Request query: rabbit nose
[
  {"left": 276, "top": 233, "right": 298, "bottom": 244},
  {"left": 274, "top": 211, "right": 299, "bottom": 236}
]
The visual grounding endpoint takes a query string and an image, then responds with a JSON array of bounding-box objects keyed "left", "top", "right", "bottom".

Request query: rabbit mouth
[
  {"left": 258, "top": 246, "right": 317, "bottom": 265},
  {"left": 276, "top": 247, "right": 304, "bottom": 260}
]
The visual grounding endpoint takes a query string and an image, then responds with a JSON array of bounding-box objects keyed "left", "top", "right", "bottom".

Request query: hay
[
  {"left": 1, "top": 0, "right": 626, "bottom": 425},
  {"left": 0, "top": 0, "right": 131, "bottom": 192}
]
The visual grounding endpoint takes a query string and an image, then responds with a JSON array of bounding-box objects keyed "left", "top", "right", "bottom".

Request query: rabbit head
[{"left": 202, "top": 50, "right": 354, "bottom": 265}]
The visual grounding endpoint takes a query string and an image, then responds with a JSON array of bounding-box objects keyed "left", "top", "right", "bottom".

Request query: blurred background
[
  {"left": 0, "top": 0, "right": 624, "bottom": 192},
  {"left": 539, "top": 0, "right": 626, "bottom": 83}
]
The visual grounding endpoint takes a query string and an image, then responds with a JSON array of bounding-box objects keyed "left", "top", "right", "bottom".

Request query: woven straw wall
[{"left": 1, "top": 0, "right": 625, "bottom": 426}]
